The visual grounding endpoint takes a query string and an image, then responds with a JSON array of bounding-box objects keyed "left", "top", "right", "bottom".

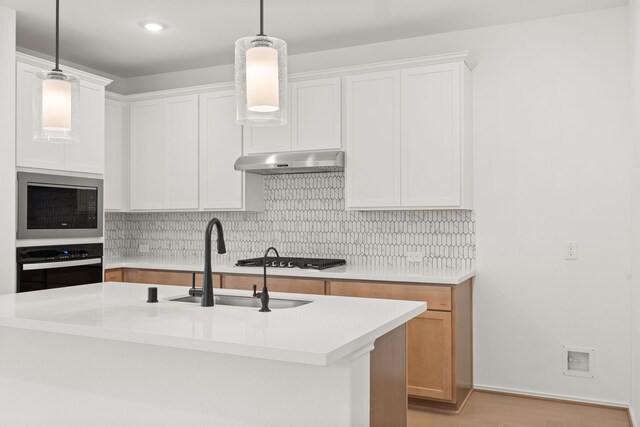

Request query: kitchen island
[{"left": 0, "top": 282, "right": 425, "bottom": 427}]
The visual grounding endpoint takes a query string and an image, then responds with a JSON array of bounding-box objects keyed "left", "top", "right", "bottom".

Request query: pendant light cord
[
  {"left": 258, "top": 0, "right": 265, "bottom": 36},
  {"left": 53, "top": 0, "right": 61, "bottom": 71}
]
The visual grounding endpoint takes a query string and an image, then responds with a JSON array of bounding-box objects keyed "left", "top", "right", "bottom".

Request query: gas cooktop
[{"left": 235, "top": 257, "right": 346, "bottom": 270}]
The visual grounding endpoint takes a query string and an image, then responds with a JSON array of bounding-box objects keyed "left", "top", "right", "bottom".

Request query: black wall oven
[
  {"left": 17, "top": 172, "right": 103, "bottom": 240},
  {"left": 17, "top": 244, "right": 103, "bottom": 293}
]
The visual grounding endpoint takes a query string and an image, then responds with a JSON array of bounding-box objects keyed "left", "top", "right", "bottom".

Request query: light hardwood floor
[{"left": 408, "top": 391, "right": 631, "bottom": 427}]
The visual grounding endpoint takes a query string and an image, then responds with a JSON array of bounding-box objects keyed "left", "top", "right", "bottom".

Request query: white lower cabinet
[
  {"left": 16, "top": 59, "right": 109, "bottom": 174},
  {"left": 129, "top": 95, "right": 199, "bottom": 210},
  {"left": 200, "top": 90, "right": 263, "bottom": 211},
  {"left": 345, "top": 60, "right": 473, "bottom": 210},
  {"left": 105, "top": 98, "right": 126, "bottom": 210}
]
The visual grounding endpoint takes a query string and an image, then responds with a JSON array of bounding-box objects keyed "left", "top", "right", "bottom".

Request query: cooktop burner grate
[{"left": 235, "top": 257, "right": 346, "bottom": 270}]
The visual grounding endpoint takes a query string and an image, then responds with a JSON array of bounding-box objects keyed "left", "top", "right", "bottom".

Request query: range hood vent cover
[{"left": 234, "top": 150, "right": 345, "bottom": 175}]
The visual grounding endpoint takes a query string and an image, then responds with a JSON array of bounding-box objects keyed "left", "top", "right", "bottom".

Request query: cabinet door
[
  {"left": 164, "top": 95, "right": 199, "bottom": 209},
  {"left": 344, "top": 71, "right": 401, "bottom": 209},
  {"left": 401, "top": 64, "right": 461, "bottom": 207},
  {"left": 16, "top": 62, "right": 65, "bottom": 170},
  {"left": 129, "top": 100, "right": 164, "bottom": 210},
  {"left": 243, "top": 87, "right": 292, "bottom": 154},
  {"left": 291, "top": 77, "right": 342, "bottom": 151},
  {"left": 200, "top": 91, "right": 244, "bottom": 210},
  {"left": 64, "top": 82, "right": 105, "bottom": 174},
  {"left": 104, "top": 99, "right": 125, "bottom": 210},
  {"left": 407, "top": 311, "right": 453, "bottom": 401}
]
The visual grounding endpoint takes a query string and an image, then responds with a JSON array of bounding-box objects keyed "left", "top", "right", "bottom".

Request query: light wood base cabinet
[
  {"left": 104, "top": 267, "right": 472, "bottom": 412},
  {"left": 329, "top": 278, "right": 473, "bottom": 412},
  {"left": 222, "top": 274, "right": 325, "bottom": 295},
  {"left": 407, "top": 311, "right": 453, "bottom": 401},
  {"left": 104, "top": 268, "right": 221, "bottom": 288},
  {"left": 104, "top": 268, "right": 124, "bottom": 282}
]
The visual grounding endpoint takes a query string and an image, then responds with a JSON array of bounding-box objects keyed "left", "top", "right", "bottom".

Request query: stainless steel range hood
[{"left": 234, "top": 151, "right": 345, "bottom": 175}]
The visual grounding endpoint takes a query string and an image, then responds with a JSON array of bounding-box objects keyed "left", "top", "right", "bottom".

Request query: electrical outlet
[
  {"left": 406, "top": 252, "right": 423, "bottom": 263},
  {"left": 139, "top": 244, "right": 150, "bottom": 253},
  {"left": 565, "top": 241, "right": 577, "bottom": 260}
]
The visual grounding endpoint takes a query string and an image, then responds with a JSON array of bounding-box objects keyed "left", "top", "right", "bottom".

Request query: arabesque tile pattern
[{"left": 105, "top": 172, "right": 475, "bottom": 268}]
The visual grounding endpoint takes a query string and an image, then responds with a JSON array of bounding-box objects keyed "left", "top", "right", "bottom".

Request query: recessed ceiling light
[{"left": 142, "top": 22, "right": 165, "bottom": 32}]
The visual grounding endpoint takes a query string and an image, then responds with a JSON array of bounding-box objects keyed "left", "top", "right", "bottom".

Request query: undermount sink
[{"left": 168, "top": 294, "right": 312, "bottom": 309}]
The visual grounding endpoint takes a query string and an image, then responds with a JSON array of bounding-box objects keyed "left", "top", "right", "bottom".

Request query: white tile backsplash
[{"left": 105, "top": 172, "right": 475, "bottom": 268}]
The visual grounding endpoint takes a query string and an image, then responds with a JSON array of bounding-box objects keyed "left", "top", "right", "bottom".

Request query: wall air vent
[{"left": 562, "top": 345, "right": 595, "bottom": 379}]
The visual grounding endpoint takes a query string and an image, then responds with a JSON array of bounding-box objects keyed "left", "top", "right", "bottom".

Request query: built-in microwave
[{"left": 17, "top": 172, "right": 103, "bottom": 240}]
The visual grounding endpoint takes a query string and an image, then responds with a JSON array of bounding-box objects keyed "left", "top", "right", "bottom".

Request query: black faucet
[
  {"left": 255, "top": 247, "right": 279, "bottom": 312},
  {"left": 201, "top": 218, "right": 226, "bottom": 307}
]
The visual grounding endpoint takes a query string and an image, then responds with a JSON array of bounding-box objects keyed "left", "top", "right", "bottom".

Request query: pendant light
[
  {"left": 33, "top": 0, "right": 79, "bottom": 143},
  {"left": 235, "top": 0, "right": 287, "bottom": 126}
]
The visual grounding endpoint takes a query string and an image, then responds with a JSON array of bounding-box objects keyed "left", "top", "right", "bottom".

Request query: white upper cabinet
[
  {"left": 163, "top": 95, "right": 199, "bottom": 210},
  {"left": 344, "top": 71, "right": 401, "bottom": 209},
  {"left": 345, "top": 57, "right": 473, "bottom": 210},
  {"left": 103, "top": 53, "right": 472, "bottom": 213},
  {"left": 16, "top": 56, "right": 111, "bottom": 174},
  {"left": 244, "top": 77, "right": 342, "bottom": 154},
  {"left": 129, "top": 95, "right": 199, "bottom": 211},
  {"left": 104, "top": 97, "right": 125, "bottom": 211},
  {"left": 129, "top": 99, "right": 164, "bottom": 210},
  {"left": 16, "top": 62, "right": 64, "bottom": 170},
  {"left": 200, "top": 90, "right": 264, "bottom": 211},
  {"left": 401, "top": 63, "right": 465, "bottom": 208},
  {"left": 65, "top": 80, "right": 105, "bottom": 174},
  {"left": 291, "top": 77, "right": 342, "bottom": 152},
  {"left": 243, "top": 86, "right": 292, "bottom": 154}
]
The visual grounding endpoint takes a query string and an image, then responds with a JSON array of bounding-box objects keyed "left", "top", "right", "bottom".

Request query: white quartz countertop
[
  {"left": 0, "top": 283, "right": 425, "bottom": 366},
  {"left": 104, "top": 257, "right": 475, "bottom": 285}
]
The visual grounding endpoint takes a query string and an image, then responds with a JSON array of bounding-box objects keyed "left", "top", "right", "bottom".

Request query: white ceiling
[{"left": 0, "top": 0, "right": 629, "bottom": 78}]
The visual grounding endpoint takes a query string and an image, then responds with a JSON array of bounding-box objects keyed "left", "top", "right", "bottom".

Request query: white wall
[
  {"left": 0, "top": 5, "right": 16, "bottom": 295},
  {"left": 122, "top": 7, "right": 633, "bottom": 405},
  {"left": 469, "top": 8, "right": 631, "bottom": 406},
  {"left": 629, "top": 0, "right": 640, "bottom": 423}
]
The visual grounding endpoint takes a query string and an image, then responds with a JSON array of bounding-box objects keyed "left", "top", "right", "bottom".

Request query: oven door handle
[{"left": 22, "top": 258, "right": 102, "bottom": 271}]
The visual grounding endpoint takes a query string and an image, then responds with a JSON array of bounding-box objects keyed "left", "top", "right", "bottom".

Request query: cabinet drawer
[
  {"left": 327, "top": 280, "right": 451, "bottom": 311},
  {"left": 123, "top": 268, "right": 221, "bottom": 288},
  {"left": 104, "top": 268, "right": 124, "bottom": 282},
  {"left": 222, "top": 275, "right": 325, "bottom": 295}
]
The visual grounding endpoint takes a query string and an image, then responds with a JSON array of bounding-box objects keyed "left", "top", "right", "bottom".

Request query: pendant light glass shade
[
  {"left": 33, "top": 70, "right": 80, "bottom": 143},
  {"left": 236, "top": 36, "right": 287, "bottom": 126},
  {"left": 33, "top": 0, "right": 79, "bottom": 143}
]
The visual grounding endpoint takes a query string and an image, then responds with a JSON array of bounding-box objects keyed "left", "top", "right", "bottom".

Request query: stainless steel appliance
[
  {"left": 16, "top": 243, "right": 103, "bottom": 293},
  {"left": 17, "top": 172, "right": 103, "bottom": 239},
  {"left": 234, "top": 150, "right": 345, "bottom": 175},
  {"left": 236, "top": 257, "right": 346, "bottom": 270}
]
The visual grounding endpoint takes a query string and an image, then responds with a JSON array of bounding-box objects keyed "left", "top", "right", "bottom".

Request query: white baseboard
[
  {"left": 474, "top": 384, "right": 629, "bottom": 409},
  {"left": 630, "top": 407, "right": 637, "bottom": 427}
]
